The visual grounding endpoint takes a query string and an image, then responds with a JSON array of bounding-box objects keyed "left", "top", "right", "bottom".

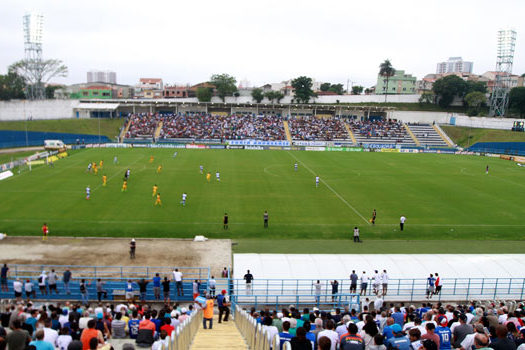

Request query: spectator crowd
[{"left": 349, "top": 119, "right": 407, "bottom": 143}]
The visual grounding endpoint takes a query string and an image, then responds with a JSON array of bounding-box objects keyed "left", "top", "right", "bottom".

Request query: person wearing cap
[
  {"left": 435, "top": 316, "right": 452, "bottom": 350},
  {"left": 179, "top": 308, "right": 188, "bottom": 323},
  {"left": 452, "top": 314, "right": 473, "bottom": 348},
  {"left": 385, "top": 324, "right": 410, "bottom": 350},
  {"left": 217, "top": 289, "right": 231, "bottom": 323}
]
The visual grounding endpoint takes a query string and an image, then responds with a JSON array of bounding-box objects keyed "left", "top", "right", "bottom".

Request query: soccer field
[{"left": 1, "top": 148, "right": 524, "bottom": 249}]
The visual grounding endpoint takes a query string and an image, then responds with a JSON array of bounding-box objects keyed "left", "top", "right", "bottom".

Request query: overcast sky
[{"left": 1, "top": 0, "right": 524, "bottom": 89}]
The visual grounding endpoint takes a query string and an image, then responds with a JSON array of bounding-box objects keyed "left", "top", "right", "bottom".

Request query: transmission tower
[
  {"left": 489, "top": 29, "right": 517, "bottom": 117},
  {"left": 23, "top": 12, "right": 44, "bottom": 99}
]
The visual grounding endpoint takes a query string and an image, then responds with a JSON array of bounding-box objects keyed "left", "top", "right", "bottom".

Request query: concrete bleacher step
[
  {"left": 282, "top": 120, "right": 292, "bottom": 143},
  {"left": 191, "top": 315, "right": 247, "bottom": 349}
]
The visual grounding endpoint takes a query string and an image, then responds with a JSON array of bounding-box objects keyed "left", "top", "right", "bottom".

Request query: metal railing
[
  {"left": 232, "top": 293, "right": 360, "bottom": 312},
  {"left": 169, "top": 309, "right": 202, "bottom": 350},
  {"left": 235, "top": 306, "right": 272, "bottom": 350},
  {"left": 231, "top": 277, "right": 525, "bottom": 302},
  {"left": 7, "top": 263, "right": 209, "bottom": 280}
]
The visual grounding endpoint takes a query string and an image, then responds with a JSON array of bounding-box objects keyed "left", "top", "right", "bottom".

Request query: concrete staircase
[
  {"left": 344, "top": 123, "right": 357, "bottom": 145},
  {"left": 283, "top": 120, "right": 293, "bottom": 143},
  {"left": 403, "top": 123, "right": 421, "bottom": 147},
  {"left": 191, "top": 315, "right": 247, "bottom": 349},
  {"left": 119, "top": 119, "right": 132, "bottom": 142},
  {"left": 154, "top": 121, "right": 163, "bottom": 140},
  {"left": 407, "top": 124, "right": 449, "bottom": 148}
]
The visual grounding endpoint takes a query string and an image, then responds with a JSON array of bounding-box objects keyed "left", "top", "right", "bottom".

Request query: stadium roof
[{"left": 234, "top": 254, "right": 525, "bottom": 280}]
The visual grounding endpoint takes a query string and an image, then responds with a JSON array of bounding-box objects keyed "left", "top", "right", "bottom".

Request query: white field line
[
  {"left": 287, "top": 151, "right": 370, "bottom": 224},
  {"left": 91, "top": 156, "right": 145, "bottom": 192}
]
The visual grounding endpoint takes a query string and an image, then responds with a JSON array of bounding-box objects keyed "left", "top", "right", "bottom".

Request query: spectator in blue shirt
[
  {"left": 392, "top": 307, "right": 405, "bottom": 326},
  {"left": 29, "top": 330, "right": 55, "bottom": 350},
  {"left": 386, "top": 324, "right": 411, "bottom": 350},
  {"left": 383, "top": 318, "right": 395, "bottom": 340},
  {"left": 217, "top": 289, "right": 230, "bottom": 323},
  {"left": 279, "top": 321, "right": 293, "bottom": 349}
]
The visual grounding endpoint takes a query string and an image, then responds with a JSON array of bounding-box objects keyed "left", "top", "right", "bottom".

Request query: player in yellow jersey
[
  {"left": 102, "top": 175, "right": 107, "bottom": 186},
  {"left": 206, "top": 172, "right": 211, "bottom": 182},
  {"left": 122, "top": 180, "right": 127, "bottom": 192},
  {"left": 150, "top": 155, "right": 154, "bottom": 163},
  {"left": 93, "top": 163, "right": 98, "bottom": 175},
  {"left": 99, "top": 160, "right": 104, "bottom": 168},
  {"left": 154, "top": 193, "right": 162, "bottom": 206},
  {"left": 157, "top": 165, "right": 162, "bottom": 174},
  {"left": 152, "top": 184, "right": 158, "bottom": 197}
]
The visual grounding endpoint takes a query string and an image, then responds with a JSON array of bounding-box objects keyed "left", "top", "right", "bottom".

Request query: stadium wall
[
  {"left": 0, "top": 100, "right": 77, "bottom": 121},
  {"left": 0, "top": 130, "right": 111, "bottom": 148}
]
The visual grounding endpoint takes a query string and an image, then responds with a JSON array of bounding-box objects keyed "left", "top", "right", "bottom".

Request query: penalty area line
[{"left": 286, "top": 151, "right": 370, "bottom": 225}]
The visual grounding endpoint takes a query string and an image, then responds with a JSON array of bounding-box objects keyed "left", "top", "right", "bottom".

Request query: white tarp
[{"left": 234, "top": 254, "right": 525, "bottom": 280}]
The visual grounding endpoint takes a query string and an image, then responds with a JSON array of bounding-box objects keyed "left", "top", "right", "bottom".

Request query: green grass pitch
[{"left": 1, "top": 148, "right": 524, "bottom": 253}]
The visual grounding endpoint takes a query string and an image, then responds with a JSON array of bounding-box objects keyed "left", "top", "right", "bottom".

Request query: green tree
[
  {"left": 379, "top": 59, "right": 395, "bottom": 102},
  {"left": 251, "top": 88, "right": 264, "bottom": 103},
  {"left": 10, "top": 59, "right": 68, "bottom": 100},
  {"left": 291, "top": 76, "right": 315, "bottom": 103},
  {"left": 210, "top": 73, "right": 237, "bottom": 102},
  {"left": 320, "top": 82, "right": 331, "bottom": 92},
  {"left": 265, "top": 91, "right": 285, "bottom": 103},
  {"left": 418, "top": 91, "right": 435, "bottom": 104},
  {"left": 328, "top": 83, "right": 344, "bottom": 95},
  {"left": 464, "top": 91, "right": 487, "bottom": 116},
  {"left": 45, "top": 85, "right": 64, "bottom": 99},
  {"left": 466, "top": 81, "right": 487, "bottom": 94},
  {"left": 364, "top": 88, "right": 372, "bottom": 95},
  {"left": 196, "top": 87, "right": 212, "bottom": 102},
  {"left": 432, "top": 75, "right": 468, "bottom": 108},
  {"left": 0, "top": 70, "right": 26, "bottom": 100},
  {"left": 509, "top": 87, "right": 525, "bottom": 117},
  {"left": 351, "top": 85, "right": 364, "bottom": 95}
]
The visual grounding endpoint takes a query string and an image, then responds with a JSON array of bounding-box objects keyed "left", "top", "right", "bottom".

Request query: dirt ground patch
[{"left": 0, "top": 236, "right": 232, "bottom": 277}]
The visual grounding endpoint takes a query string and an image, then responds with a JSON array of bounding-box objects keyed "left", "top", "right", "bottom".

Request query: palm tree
[{"left": 379, "top": 59, "right": 396, "bottom": 102}]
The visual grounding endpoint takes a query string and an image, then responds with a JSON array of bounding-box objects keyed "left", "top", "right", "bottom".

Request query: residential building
[
  {"left": 482, "top": 71, "right": 523, "bottom": 93},
  {"left": 135, "top": 78, "right": 163, "bottom": 99},
  {"left": 436, "top": 57, "right": 473, "bottom": 74},
  {"left": 87, "top": 70, "right": 117, "bottom": 84},
  {"left": 163, "top": 85, "right": 190, "bottom": 98},
  {"left": 375, "top": 70, "right": 416, "bottom": 94},
  {"left": 62, "top": 83, "right": 134, "bottom": 99}
]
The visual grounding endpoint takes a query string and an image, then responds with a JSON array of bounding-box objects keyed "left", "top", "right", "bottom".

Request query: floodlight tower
[
  {"left": 489, "top": 29, "right": 517, "bottom": 117},
  {"left": 23, "top": 12, "right": 44, "bottom": 99}
]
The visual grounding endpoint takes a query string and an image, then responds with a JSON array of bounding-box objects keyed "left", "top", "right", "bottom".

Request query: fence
[
  {"left": 234, "top": 306, "right": 283, "bottom": 350},
  {"left": 169, "top": 309, "right": 202, "bottom": 350},
  {"left": 468, "top": 142, "right": 525, "bottom": 156},
  {"left": 0, "top": 130, "right": 111, "bottom": 149},
  {"left": 231, "top": 277, "right": 525, "bottom": 304},
  {"left": 232, "top": 293, "right": 360, "bottom": 312}
]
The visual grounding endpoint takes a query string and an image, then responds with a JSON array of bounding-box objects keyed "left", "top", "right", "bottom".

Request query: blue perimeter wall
[
  {"left": 469, "top": 142, "right": 525, "bottom": 156},
  {"left": 0, "top": 130, "right": 111, "bottom": 149}
]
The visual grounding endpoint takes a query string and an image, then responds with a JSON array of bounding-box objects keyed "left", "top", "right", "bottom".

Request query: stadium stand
[
  {"left": 288, "top": 116, "right": 350, "bottom": 141},
  {"left": 468, "top": 142, "right": 525, "bottom": 156},
  {"left": 348, "top": 119, "right": 417, "bottom": 146},
  {"left": 125, "top": 113, "right": 162, "bottom": 139},
  {"left": 406, "top": 124, "right": 450, "bottom": 148}
]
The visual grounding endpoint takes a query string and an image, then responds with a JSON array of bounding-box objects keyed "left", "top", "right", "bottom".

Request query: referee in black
[{"left": 263, "top": 210, "right": 269, "bottom": 228}]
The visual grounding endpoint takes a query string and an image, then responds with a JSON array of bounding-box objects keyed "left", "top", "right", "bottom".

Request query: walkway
[{"left": 191, "top": 315, "right": 247, "bottom": 350}]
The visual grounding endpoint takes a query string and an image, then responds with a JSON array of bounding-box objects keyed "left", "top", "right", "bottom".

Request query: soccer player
[
  {"left": 315, "top": 176, "right": 320, "bottom": 188},
  {"left": 371, "top": 209, "right": 377, "bottom": 225},
  {"left": 200, "top": 165, "right": 204, "bottom": 174},
  {"left": 93, "top": 162, "right": 98, "bottom": 175},
  {"left": 124, "top": 168, "right": 130, "bottom": 181},
  {"left": 216, "top": 171, "right": 220, "bottom": 182},
  {"left": 173, "top": 152, "right": 178, "bottom": 158},
  {"left": 86, "top": 163, "right": 92, "bottom": 173},
  {"left": 152, "top": 184, "right": 158, "bottom": 197},
  {"left": 99, "top": 160, "right": 103, "bottom": 168},
  {"left": 206, "top": 172, "right": 211, "bottom": 182},
  {"left": 155, "top": 193, "right": 162, "bottom": 206},
  {"left": 150, "top": 155, "right": 154, "bottom": 163},
  {"left": 485, "top": 165, "right": 489, "bottom": 174},
  {"left": 353, "top": 227, "right": 360, "bottom": 242},
  {"left": 42, "top": 223, "right": 49, "bottom": 241},
  {"left": 181, "top": 192, "right": 187, "bottom": 206},
  {"left": 122, "top": 180, "right": 127, "bottom": 192},
  {"left": 157, "top": 165, "right": 162, "bottom": 174},
  {"left": 263, "top": 210, "right": 269, "bottom": 228},
  {"left": 294, "top": 163, "right": 298, "bottom": 171},
  {"left": 86, "top": 186, "right": 90, "bottom": 200},
  {"left": 102, "top": 175, "right": 107, "bottom": 187},
  {"left": 223, "top": 213, "right": 228, "bottom": 229},
  {"left": 113, "top": 156, "right": 118, "bottom": 164}
]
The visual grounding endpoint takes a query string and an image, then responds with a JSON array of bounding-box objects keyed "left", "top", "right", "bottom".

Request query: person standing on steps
[{"left": 244, "top": 270, "right": 254, "bottom": 295}]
